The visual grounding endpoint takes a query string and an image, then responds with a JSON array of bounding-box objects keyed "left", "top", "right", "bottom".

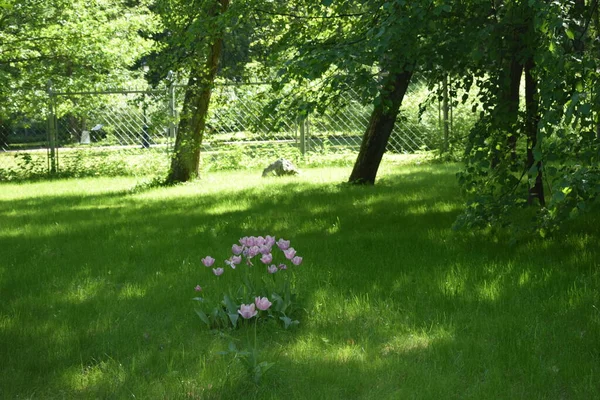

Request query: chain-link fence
[
  {"left": 1, "top": 77, "right": 446, "bottom": 180},
  {"left": 202, "top": 81, "right": 432, "bottom": 154}
]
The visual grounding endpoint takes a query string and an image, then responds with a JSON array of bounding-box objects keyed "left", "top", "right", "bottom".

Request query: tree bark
[
  {"left": 442, "top": 75, "right": 450, "bottom": 154},
  {"left": 491, "top": 53, "right": 523, "bottom": 168},
  {"left": 525, "top": 58, "right": 545, "bottom": 206},
  {"left": 348, "top": 70, "right": 413, "bottom": 185},
  {"left": 166, "top": 0, "right": 230, "bottom": 184}
]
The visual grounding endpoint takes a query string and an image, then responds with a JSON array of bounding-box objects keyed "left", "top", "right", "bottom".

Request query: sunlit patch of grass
[{"left": 1, "top": 163, "right": 599, "bottom": 398}]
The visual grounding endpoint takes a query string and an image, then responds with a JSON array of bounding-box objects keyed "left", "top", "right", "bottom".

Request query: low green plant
[
  {"left": 218, "top": 308, "right": 276, "bottom": 385},
  {"left": 193, "top": 235, "right": 302, "bottom": 384},
  {"left": 194, "top": 235, "right": 302, "bottom": 330}
]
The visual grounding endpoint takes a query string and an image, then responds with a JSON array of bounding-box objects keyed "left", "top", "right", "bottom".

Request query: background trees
[
  {"left": 456, "top": 0, "right": 600, "bottom": 235},
  {"left": 0, "top": 0, "right": 155, "bottom": 118},
  {"left": 1, "top": 0, "right": 598, "bottom": 234}
]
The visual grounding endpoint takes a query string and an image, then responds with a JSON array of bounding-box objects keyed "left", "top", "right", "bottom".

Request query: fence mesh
[
  {"left": 1, "top": 77, "right": 441, "bottom": 180},
  {"left": 0, "top": 118, "right": 49, "bottom": 180}
]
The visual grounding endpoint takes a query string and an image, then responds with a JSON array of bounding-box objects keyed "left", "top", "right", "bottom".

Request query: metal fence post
[
  {"left": 298, "top": 116, "right": 306, "bottom": 155},
  {"left": 46, "top": 81, "right": 58, "bottom": 174},
  {"left": 305, "top": 113, "right": 310, "bottom": 154},
  {"left": 167, "top": 72, "right": 176, "bottom": 151}
]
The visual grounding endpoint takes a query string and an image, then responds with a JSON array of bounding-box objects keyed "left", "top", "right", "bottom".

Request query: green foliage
[
  {"left": 0, "top": 0, "right": 157, "bottom": 118},
  {"left": 0, "top": 148, "right": 169, "bottom": 181},
  {"left": 455, "top": 0, "right": 600, "bottom": 236},
  {"left": 193, "top": 236, "right": 303, "bottom": 331}
]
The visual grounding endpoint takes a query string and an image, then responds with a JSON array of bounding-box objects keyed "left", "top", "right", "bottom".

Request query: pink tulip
[
  {"left": 268, "top": 265, "right": 278, "bottom": 274},
  {"left": 225, "top": 259, "right": 236, "bottom": 269},
  {"left": 255, "top": 236, "right": 266, "bottom": 246},
  {"left": 239, "top": 237, "right": 249, "bottom": 246},
  {"left": 246, "top": 237, "right": 256, "bottom": 247},
  {"left": 231, "top": 255, "right": 242, "bottom": 265},
  {"left": 232, "top": 244, "right": 244, "bottom": 255},
  {"left": 291, "top": 256, "right": 303, "bottom": 266},
  {"left": 283, "top": 247, "right": 296, "bottom": 260},
  {"left": 212, "top": 267, "right": 224, "bottom": 276},
  {"left": 194, "top": 285, "right": 202, "bottom": 292},
  {"left": 238, "top": 303, "right": 257, "bottom": 319},
  {"left": 265, "top": 235, "right": 276, "bottom": 247},
  {"left": 259, "top": 245, "right": 271, "bottom": 255},
  {"left": 277, "top": 238, "right": 290, "bottom": 250},
  {"left": 260, "top": 253, "right": 273, "bottom": 264},
  {"left": 255, "top": 297, "right": 272, "bottom": 311},
  {"left": 248, "top": 246, "right": 260, "bottom": 258},
  {"left": 278, "top": 263, "right": 287, "bottom": 270},
  {"left": 202, "top": 256, "right": 215, "bottom": 267}
]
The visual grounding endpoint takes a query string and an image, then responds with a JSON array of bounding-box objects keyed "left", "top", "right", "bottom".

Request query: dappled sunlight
[
  {"left": 283, "top": 334, "right": 368, "bottom": 365},
  {"left": 64, "top": 278, "right": 105, "bottom": 304},
  {"left": 439, "top": 265, "right": 468, "bottom": 298},
  {"left": 118, "top": 283, "right": 146, "bottom": 300},
  {"left": 406, "top": 200, "right": 461, "bottom": 216},
  {"left": 2, "top": 166, "right": 600, "bottom": 398},
  {"left": 518, "top": 270, "right": 532, "bottom": 287},
  {"left": 0, "top": 313, "right": 15, "bottom": 331},
  {"left": 476, "top": 278, "right": 503, "bottom": 302},
  {"left": 0, "top": 177, "right": 138, "bottom": 199},
  {"left": 61, "top": 357, "right": 127, "bottom": 395},
  {"left": 380, "top": 327, "right": 455, "bottom": 357}
]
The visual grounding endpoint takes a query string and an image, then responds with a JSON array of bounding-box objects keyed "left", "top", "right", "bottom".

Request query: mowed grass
[{"left": 0, "top": 160, "right": 599, "bottom": 399}]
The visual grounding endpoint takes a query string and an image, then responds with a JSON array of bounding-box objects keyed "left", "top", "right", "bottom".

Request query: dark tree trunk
[
  {"left": 525, "top": 58, "right": 545, "bottom": 206},
  {"left": 596, "top": 0, "right": 600, "bottom": 140},
  {"left": 506, "top": 57, "right": 523, "bottom": 159},
  {"left": 491, "top": 54, "right": 523, "bottom": 167},
  {"left": 166, "top": 0, "right": 230, "bottom": 184},
  {"left": 442, "top": 75, "right": 450, "bottom": 154},
  {"left": 348, "top": 70, "right": 413, "bottom": 185}
]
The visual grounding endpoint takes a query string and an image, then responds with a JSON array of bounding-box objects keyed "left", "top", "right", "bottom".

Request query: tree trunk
[
  {"left": 348, "top": 70, "right": 413, "bottom": 185},
  {"left": 166, "top": 0, "right": 230, "bottom": 184},
  {"left": 525, "top": 58, "right": 545, "bottom": 206},
  {"left": 597, "top": 6, "right": 600, "bottom": 140},
  {"left": 442, "top": 75, "right": 450, "bottom": 154},
  {"left": 491, "top": 54, "right": 523, "bottom": 168}
]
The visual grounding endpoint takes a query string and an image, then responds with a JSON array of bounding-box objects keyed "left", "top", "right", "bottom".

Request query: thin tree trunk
[
  {"left": 166, "top": 0, "right": 230, "bottom": 184},
  {"left": 590, "top": 0, "right": 600, "bottom": 140},
  {"left": 507, "top": 56, "right": 523, "bottom": 160},
  {"left": 597, "top": 13, "right": 600, "bottom": 141},
  {"left": 525, "top": 58, "right": 545, "bottom": 206},
  {"left": 348, "top": 70, "right": 413, "bottom": 184},
  {"left": 442, "top": 75, "right": 450, "bottom": 154}
]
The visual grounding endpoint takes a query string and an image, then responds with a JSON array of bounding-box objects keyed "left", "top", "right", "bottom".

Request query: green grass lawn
[{"left": 1, "top": 161, "right": 599, "bottom": 399}]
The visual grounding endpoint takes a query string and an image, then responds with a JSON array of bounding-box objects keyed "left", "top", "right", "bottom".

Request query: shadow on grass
[{"left": 0, "top": 166, "right": 598, "bottom": 398}]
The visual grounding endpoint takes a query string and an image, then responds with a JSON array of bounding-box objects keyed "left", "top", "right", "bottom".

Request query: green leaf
[
  {"left": 271, "top": 293, "right": 286, "bottom": 313},
  {"left": 321, "top": 0, "right": 333, "bottom": 6},
  {"left": 552, "top": 191, "right": 566, "bottom": 203},
  {"left": 223, "top": 294, "right": 238, "bottom": 314},
  {"left": 579, "top": 103, "right": 592, "bottom": 116},
  {"left": 565, "top": 28, "right": 575, "bottom": 40},
  {"left": 280, "top": 315, "right": 299, "bottom": 329},
  {"left": 195, "top": 309, "right": 210, "bottom": 327},
  {"left": 228, "top": 313, "right": 239, "bottom": 328},
  {"left": 228, "top": 341, "right": 237, "bottom": 352}
]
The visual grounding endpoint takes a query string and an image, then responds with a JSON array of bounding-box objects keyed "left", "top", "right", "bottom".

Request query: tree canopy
[
  {"left": 0, "top": 0, "right": 156, "bottom": 117},
  {"left": 2, "top": 0, "right": 599, "bottom": 235}
]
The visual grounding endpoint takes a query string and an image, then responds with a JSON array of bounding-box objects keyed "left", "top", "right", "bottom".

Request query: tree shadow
[{"left": 0, "top": 166, "right": 598, "bottom": 398}]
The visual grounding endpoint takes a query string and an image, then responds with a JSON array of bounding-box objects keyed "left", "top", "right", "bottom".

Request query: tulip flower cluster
[
  {"left": 200, "top": 235, "right": 302, "bottom": 279},
  {"left": 194, "top": 235, "right": 303, "bottom": 330}
]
